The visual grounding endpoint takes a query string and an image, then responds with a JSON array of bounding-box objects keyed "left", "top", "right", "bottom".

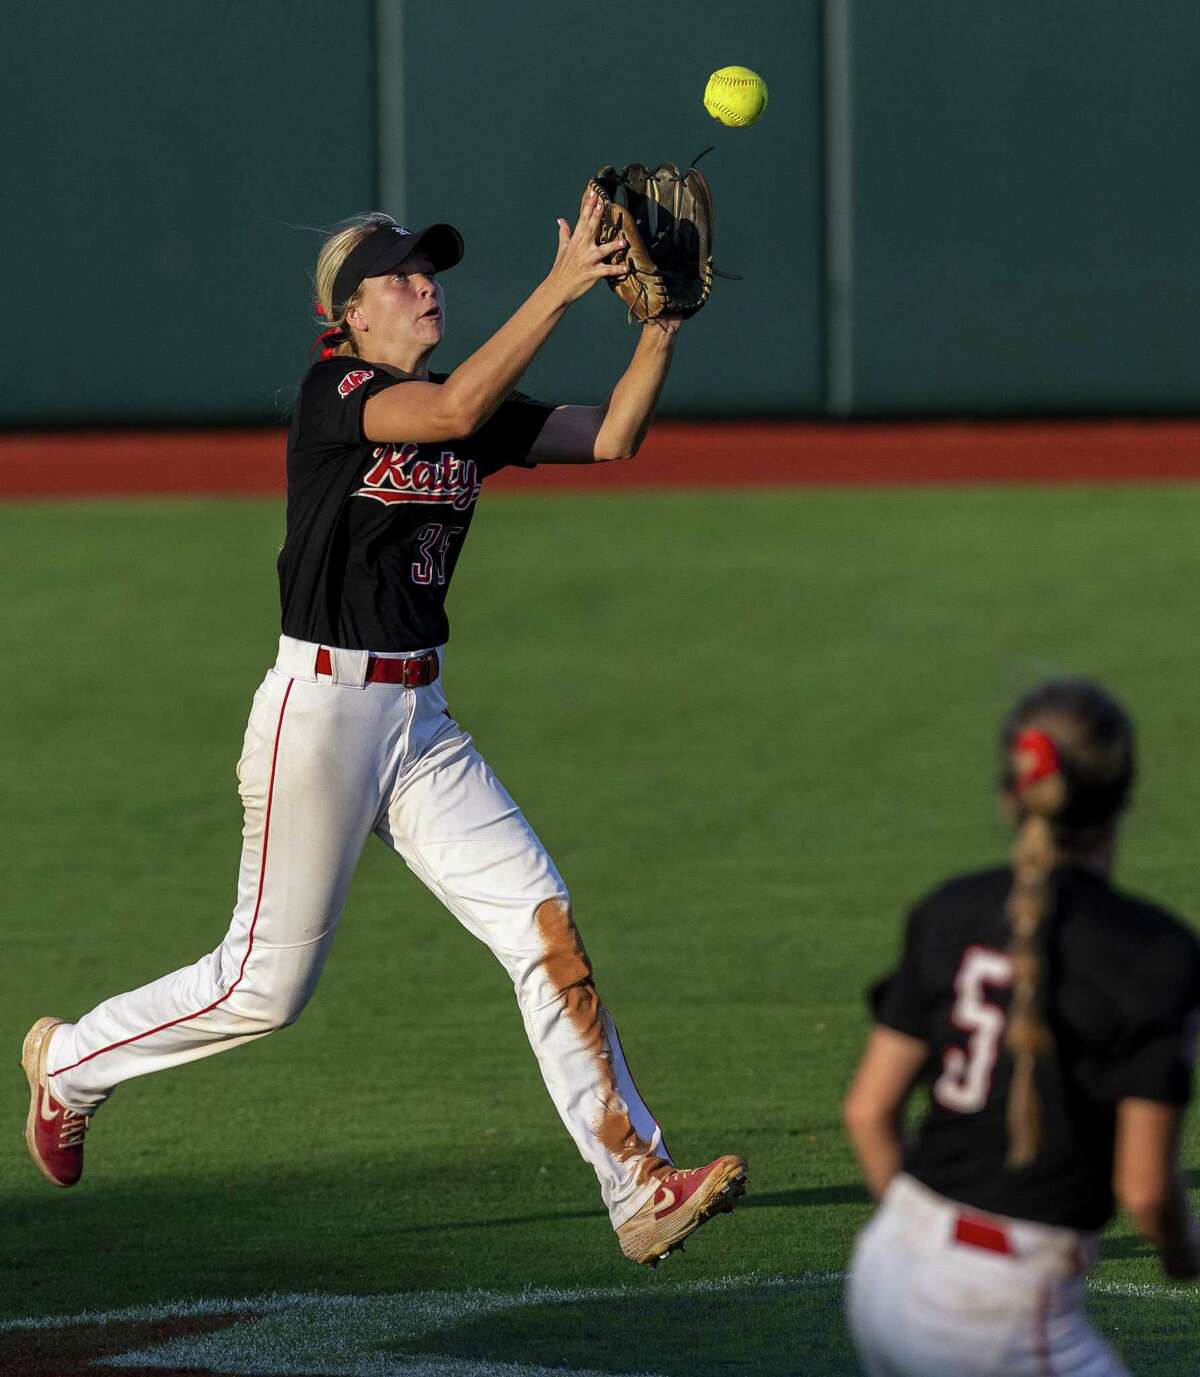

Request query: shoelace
[{"left": 58, "top": 1108, "right": 89, "bottom": 1150}]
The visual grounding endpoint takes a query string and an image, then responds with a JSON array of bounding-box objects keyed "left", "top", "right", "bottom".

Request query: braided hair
[{"left": 999, "top": 679, "right": 1135, "bottom": 1167}]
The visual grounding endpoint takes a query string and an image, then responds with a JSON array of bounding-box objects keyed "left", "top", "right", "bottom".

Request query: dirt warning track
[{"left": 2, "top": 419, "right": 1199, "bottom": 499}]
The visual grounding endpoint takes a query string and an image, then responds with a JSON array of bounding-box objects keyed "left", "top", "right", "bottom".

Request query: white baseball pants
[
  {"left": 847, "top": 1174, "right": 1126, "bottom": 1377},
  {"left": 47, "top": 635, "right": 670, "bottom": 1227}
]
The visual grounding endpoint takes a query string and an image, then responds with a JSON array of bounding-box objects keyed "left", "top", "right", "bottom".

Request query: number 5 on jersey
[
  {"left": 933, "top": 946, "right": 1014, "bottom": 1113},
  {"left": 412, "top": 523, "right": 463, "bottom": 586}
]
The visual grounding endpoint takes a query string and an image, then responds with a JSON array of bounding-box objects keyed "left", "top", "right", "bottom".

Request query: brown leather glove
[{"left": 589, "top": 160, "right": 714, "bottom": 323}]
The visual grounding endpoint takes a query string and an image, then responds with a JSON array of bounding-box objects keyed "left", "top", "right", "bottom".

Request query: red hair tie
[
  {"left": 312, "top": 325, "right": 345, "bottom": 362},
  {"left": 1014, "top": 729, "right": 1059, "bottom": 792},
  {"left": 314, "top": 299, "right": 329, "bottom": 319}
]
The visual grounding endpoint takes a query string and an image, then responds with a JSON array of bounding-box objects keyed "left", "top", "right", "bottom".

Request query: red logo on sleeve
[{"left": 337, "top": 369, "right": 375, "bottom": 399}]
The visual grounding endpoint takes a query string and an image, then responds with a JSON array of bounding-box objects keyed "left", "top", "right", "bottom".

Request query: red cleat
[
  {"left": 21, "top": 1017, "right": 89, "bottom": 1188},
  {"left": 616, "top": 1154, "right": 747, "bottom": 1266}
]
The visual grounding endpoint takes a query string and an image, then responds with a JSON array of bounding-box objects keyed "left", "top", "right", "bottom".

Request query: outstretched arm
[
  {"left": 528, "top": 318, "right": 683, "bottom": 464},
  {"left": 363, "top": 191, "right": 628, "bottom": 444}
]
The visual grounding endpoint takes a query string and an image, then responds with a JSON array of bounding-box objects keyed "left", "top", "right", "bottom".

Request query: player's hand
[{"left": 546, "top": 189, "right": 629, "bottom": 306}]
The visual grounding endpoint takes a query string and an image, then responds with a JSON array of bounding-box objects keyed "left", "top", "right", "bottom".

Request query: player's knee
[
  {"left": 222, "top": 985, "right": 310, "bottom": 1035},
  {"left": 268, "top": 996, "right": 307, "bottom": 1031},
  {"left": 263, "top": 985, "right": 313, "bottom": 1031}
]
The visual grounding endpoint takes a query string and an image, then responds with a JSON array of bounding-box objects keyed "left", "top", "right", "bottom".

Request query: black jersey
[
  {"left": 278, "top": 356, "right": 554, "bottom": 652},
  {"left": 871, "top": 864, "right": 1200, "bottom": 1231}
]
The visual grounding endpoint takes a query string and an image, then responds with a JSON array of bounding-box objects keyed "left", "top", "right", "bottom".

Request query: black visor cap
[{"left": 331, "top": 222, "right": 464, "bottom": 316}]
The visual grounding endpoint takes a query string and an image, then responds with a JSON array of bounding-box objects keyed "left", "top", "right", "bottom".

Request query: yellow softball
[{"left": 703, "top": 65, "right": 768, "bottom": 128}]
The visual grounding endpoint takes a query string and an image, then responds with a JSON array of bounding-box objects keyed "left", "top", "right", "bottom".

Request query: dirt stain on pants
[{"left": 535, "top": 897, "right": 670, "bottom": 1187}]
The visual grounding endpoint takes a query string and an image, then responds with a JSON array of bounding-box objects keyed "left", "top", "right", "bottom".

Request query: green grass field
[{"left": 3, "top": 487, "right": 1200, "bottom": 1375}]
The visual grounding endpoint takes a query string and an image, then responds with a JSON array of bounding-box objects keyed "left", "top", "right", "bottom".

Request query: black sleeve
[
  {"left": 869, "top": 902, "right": 935, "bottom": 1041},
  {"left": 294, "top": 360, "right": 416, "bottom": 449},
  {"left": 469, "top": 391, "right": 556, "bottom": 476},
  {"left": 1104, "top": 936, "right": 1200, "bottom": 1106}
]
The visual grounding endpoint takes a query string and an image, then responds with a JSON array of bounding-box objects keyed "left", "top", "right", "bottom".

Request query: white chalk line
[
  {"left": 1088, "top": 1278, "right": 1200, "bottom": 1300},
  {"left": 2, "top": 1275, "right": 837, "bottom": 1377},
  {"left": 0, "top": 1271, "right": 838, "bottom": 1331},
  {"left": 3, "top": 1273, "right": 1194, "bottom": 1377},
  {"left": 6, "top": 1270, "right": 1197, "bottom": 1335}
]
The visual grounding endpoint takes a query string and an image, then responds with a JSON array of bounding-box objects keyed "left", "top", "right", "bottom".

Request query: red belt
[
  {"left": 953, "top": 1213, "right": 1013, "bottom": 1256},
  {"left": 314, "top": 647, "right": 439, "bottom": 687}
]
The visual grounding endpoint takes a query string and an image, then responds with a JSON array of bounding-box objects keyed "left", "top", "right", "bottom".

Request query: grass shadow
[{"left": 0, "top": 1153, "right": 761, "bottom": 1325}]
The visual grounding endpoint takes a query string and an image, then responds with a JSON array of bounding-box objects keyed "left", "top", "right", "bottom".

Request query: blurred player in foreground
[
  {"left": 843, "top": 679, "right": 1200, "bottom": 1375},
  {"left": 22, "top": 192, "right": 745, "bottom": 1267}
]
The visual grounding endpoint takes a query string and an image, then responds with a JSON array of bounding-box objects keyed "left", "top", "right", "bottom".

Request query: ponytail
[
  {"left": 1004, "top": 731, "right": 1063, "bottom": 1166},
  {"left": 998, "top": 682, "right": 1135, "bottom": 1169}
]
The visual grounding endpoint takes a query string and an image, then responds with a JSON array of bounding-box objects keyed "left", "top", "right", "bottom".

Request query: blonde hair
[
  {"left": 313, "top": 212, "right": 398, "bottom": 357},
  {"left": 1004, "top": 765, "right": 1064, "bottom": 1167},
  {"left": 999, "top": 682, "right": 1135, "bottom": 1168}
]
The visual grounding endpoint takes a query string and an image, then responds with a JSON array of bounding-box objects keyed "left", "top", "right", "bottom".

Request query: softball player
[
  {"left": 843, "top": 679, "right": 1200, "bottom": 1376},
  {"left": 22, "top": 194, "right": 746, "bottom": 1267}
]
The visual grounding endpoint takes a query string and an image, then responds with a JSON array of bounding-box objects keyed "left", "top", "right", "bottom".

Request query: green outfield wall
[
  {"left": 5, "top": 1, "right": 1199, "bottom": 424},
  {"left": 5, "top": 0, "right": 379, "bottom": 426},
  {"left": 838, "top": 0, "right": 1200, "bottom": 417}
]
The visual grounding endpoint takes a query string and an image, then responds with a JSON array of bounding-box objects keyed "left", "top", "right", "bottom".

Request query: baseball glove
[{"left": 589, "top": 158, "right": 715, "bottom": 323}]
